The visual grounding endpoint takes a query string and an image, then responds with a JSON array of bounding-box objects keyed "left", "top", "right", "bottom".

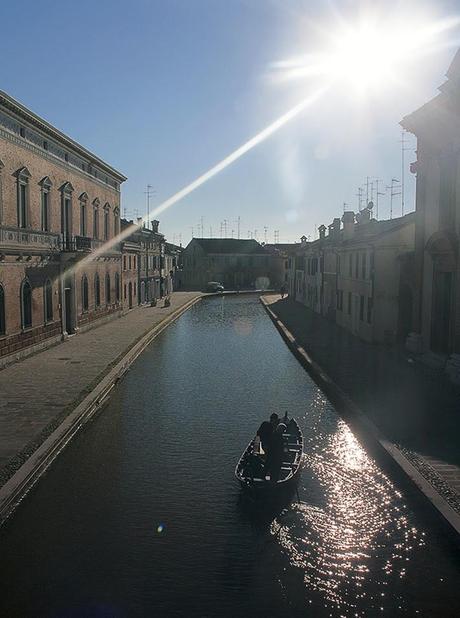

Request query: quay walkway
[
  {"left": 0, "top": 292, "right": 201, "bottom": 494},
  {"left": 262, "top": 294, "right": 460, "bottom": 534}
]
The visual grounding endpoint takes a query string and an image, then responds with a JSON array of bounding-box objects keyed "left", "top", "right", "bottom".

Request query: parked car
[{"left": 205, "top": 281, "right": 224, "bottom": 292}]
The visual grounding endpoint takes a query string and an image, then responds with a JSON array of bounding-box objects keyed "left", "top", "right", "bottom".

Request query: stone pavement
[
  {"left": 263, "top": 295, "right": 460, "bottom": 516},
  {"left": 0, "top": 292, "right": 201, "bottom": 487}
]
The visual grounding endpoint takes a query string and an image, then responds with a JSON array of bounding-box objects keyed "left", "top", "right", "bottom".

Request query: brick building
[
  {"left": 0, "top": 90, "right": 126, "bottom": 365},
  {"left": 120, "top": 219, "right": 140, "bottom": 311}
]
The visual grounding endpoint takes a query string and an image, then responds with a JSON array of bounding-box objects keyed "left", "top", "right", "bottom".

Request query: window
[
  {"left": 105, "top": 273, "right": 111, "bottom": 305},
  {"left": 367, "top": 297, "right": 373, "bottom": 324},
  {"left": 115, "top": 273, "right": 120, "bottom": 302},
  {"left": 361, "top": 253, "right": 366, "bottom": 279},
  {"left": 124, "top": 284, "right": 127, "bottom": 300},
  {"left": 44, "top": 279, "right": 53, "bottom": 322},
  {"left": 337, "top": 254, "right": 341, "bottom": 274},
  {"left": 348, "top": 253, "right": 352, "bottom": 277},
  {"left": 355, "top": 254, "right": 359, "bottom": 279},
  {"left": 134, "top": 282, "right": 136, "bottom": 295},
  {"left": 113, "top": 208, "right": 120, "bottom": 237},
  {"left": 103, "top": 204, "right": 110, "bottom": 241},
  {"left": 0, "top": 284, "right": 5, "bottom": 335},
  {"left": 348, "top": 291, "right": 352, "bottom": 315},
  {"left": 123, "top": 255, "right": 127, "bottom": 270},
  {"left": 94, "top": 274, "right": 101, "bottom": 307},
  {"left": 133, "top": 256, "right": 136, "bottom": 269},
  {"left": 360, "top": 295, "right": 365, "bottom": 321},
  {"left": 93, "top": 199, "right": 100, "bottom": 238},
  {"left": 0, "top": 159, "right": 4, "bottom": 224},
  {"left": 16, "top": 167, "right": 31, "bottom": 229},
  {"left": 79, "top": 193, "right": 88, "bottom": 236},
  {"left": 82, "top": 275, "right": 89, "bottom": 312},
  {"left": 39, "top": 178, "right": 51, "bottom": 231},
  {"left": 129, "top": 255, "right": 132, "bottom": 270},
  {"left": 336, "top": 289, "right": 343, "bottom": 311},
  {"left": 21, "top": 279, "right": 32, "bottom": 329},
  {"left": 60, "top": 182, "right": 74, "bottom": 247}
]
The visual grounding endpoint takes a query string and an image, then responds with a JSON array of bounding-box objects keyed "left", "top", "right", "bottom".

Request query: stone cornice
[
  {"left": 0, "top": 90, "right": 127, "bottom": 184},
  {"left": 0, "top": 126, "right": 121, "bottom": 196}
]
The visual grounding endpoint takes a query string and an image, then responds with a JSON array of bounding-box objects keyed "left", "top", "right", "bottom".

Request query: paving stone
[{"left": 0, "top": 292, "right": 201, "bottom": 487}]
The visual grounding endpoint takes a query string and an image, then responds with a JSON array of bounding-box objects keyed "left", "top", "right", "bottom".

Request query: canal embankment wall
[
  {"left": 260, "top": 294, "right": 460, "bottom": 538},
  {"left": 0, "top": 292, "right": 203, "bottom": 526}
]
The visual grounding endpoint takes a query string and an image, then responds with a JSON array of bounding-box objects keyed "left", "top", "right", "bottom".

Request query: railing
[
  {"left": 60, "top": 235, "right": 121, "bottom": 253},
  {"left": 0, "top": 225, "right": 60, "bottom": 249}
]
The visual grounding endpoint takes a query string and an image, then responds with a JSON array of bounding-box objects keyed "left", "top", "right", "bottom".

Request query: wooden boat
[{"left": 235, "top": 417, "right": 303, "bottom": 496}]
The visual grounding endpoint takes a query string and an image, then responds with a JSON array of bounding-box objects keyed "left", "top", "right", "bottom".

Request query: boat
[{"left": 235, "top": 416, "right": 303, "bottom": 496}]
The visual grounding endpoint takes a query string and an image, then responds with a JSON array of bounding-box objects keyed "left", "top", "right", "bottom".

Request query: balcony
[
  {"left": 0, "top": 225, "right": 60, "bottom": 250},
  {"left": 60, "top": 235, "right": 121, "bottom": 254}
]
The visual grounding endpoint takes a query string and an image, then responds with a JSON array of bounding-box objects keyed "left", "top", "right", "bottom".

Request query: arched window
[
  {"left": 0, "top": 284, "right": 5, "bottom": 335},
  {"left": 21, "top": 279, "right": 32, "bottom": 329},
  {"left": 60, "top": 182, "right": 74, "bottom": 250},
  {"left": 115, "top": 272, "right": 120, "bottom": 302},
  {"left": 94, "top": 274, "right": 101, "bottom": 307},
  {"left": 44, "top": 279, "right": 53, "bottom": 322},
  {"left": 81, "top": 275, "right": 89, "bottom": 312},
  {"left": 105, "top": 273, "right": 111, "bottom": 305}
]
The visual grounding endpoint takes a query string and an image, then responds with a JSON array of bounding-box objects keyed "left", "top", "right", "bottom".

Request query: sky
[{"left": 1, "top": 0, "right": 460, "bottom": 245}]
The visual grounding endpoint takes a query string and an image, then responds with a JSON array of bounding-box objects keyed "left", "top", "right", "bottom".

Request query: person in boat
[
  {"left": 264, "top": 422, "right": 287, "bottom": 482},
  {"left": 256, "top": 413, "right": 279, "bottom": 453}
]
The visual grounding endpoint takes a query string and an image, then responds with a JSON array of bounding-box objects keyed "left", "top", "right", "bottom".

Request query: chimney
[
  {"left": 342, "top": 211, "right": 355, "bottom": 239},
  {"left": 152, "top": 220, "right": 159, "bottom": 233},
  {"left": 136, "top": 217, "right": 143, "bottom": 228},
  {"left": 356, "top": 206, "right": 371, "bottom": 225},
  {"left": 318, "top": 224, "right": 326, "bottom": 240},
  {"left": 300, "top": 235, "right": 307, "bottom": 246},
  {"left": 328, "top": 217, "right": 341, "bottom": 240}
]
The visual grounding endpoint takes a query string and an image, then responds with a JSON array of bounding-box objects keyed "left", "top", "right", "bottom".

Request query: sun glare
[{"left": 271, "top": 13, "right": 460, "bottom": 97}]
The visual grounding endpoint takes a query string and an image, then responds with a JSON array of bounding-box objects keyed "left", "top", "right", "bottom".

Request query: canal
[{"left": 1, "top": 296, "right": 459, "bottom": 617}]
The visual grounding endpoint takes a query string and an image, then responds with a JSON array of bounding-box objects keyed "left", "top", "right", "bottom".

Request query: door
[
  {"left": 63, "top": 278, "right": 74, "bottom": 334},
  {"left": 128, "top": 282, "right": 133, "bottom": 309},
  {"left": 352, "top": 294, "right": 360, "bottom": 335},
  {"left": 431, "top": 271, "right": 452, "bottom": 354}
]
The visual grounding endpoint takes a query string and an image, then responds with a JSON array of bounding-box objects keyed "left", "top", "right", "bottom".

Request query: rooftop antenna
[
  {"left": 200, "top": 216, "right": 204, "bottom": 238},
  {"left": 237, "top": 216, "right": 241, "bottom": 239},
  {"left": 220, "top": 222, "right": 223, "bottom": 238},
  {"left": 374, "top": 178, "right": 384, "bottom": 220},
  {"left": 191, "top": 226, "right": 194, "bottom": 238},
  {"left": 254, "top": 229, "right": 258, "bottom": 241},
  {"left": 264, "top": 226, "right": 268, "bottom": 244},
  {"left": 356, "top": 187, "right": 363, "bottom": 211},
  {"left": 343, "top": 201, "right": 348, "bottom": 214},
  {"left": 223, "top": 219, "right": 228, "bottom": 238},
  {"left": 370, "top": 180, "right": 374, "bottom": 203},
  {"left": 400, "top": 130, "right": 411, "bottom": 216},
  {"left": 365, "top": 176, "right": 370, "bottom": 210},
  {"left": 274, "top": 230, "right": 280, "bottom": 243},
  {"left": 386, "top": 178, "right": 401, "bottom": 219},
  {"left": 144, "top": 184, "right": 155, "bottom": 224}
]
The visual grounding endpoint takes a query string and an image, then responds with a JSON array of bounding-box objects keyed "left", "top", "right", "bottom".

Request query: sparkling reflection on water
[
  {"left": 0, "top": 296, "right": 459, "bottom": 618},
  {"left": 272, "top": 400, "right": 426, "bottom": 616}
]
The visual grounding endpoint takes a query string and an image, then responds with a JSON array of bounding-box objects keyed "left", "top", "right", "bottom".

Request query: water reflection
[{"left": 272, "top": 419, "right": 425, "bottom": 616}]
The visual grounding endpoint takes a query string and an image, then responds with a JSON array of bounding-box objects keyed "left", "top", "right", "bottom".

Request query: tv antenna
[
  {"left": 144, "top": 184, "right": 155, "bottom": 223},
  {"left": 386, "top": 178, "right": 401, "bottom": 219}
]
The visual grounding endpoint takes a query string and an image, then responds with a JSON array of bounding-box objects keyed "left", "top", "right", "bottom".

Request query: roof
[
  {"left": 187, "top": 238, "right": 268, "bottom": 255},
  {"left": 0, "top": 90, "right": 127, "bottom": 183}
]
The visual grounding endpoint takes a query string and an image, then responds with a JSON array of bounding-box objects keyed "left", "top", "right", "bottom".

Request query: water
[{"left": 1, "top": 296, "right": 459, "bottom": 617}]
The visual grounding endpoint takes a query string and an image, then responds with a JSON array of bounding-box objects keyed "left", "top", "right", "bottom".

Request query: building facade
[
  {"left": 181, "top": 238, "right": 283, "bottom": 290},
  {"left": 401, "top": 48, "right": 460, "bottom": 382},
  {"left": 288, "top": 208, "right": 415, "bottom": 344},
  {"left": 0, "top": 90, "right": 126, "bottom": 365}
]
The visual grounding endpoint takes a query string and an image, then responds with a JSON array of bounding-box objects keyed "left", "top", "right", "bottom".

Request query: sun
[{"left": 270, "top": 11, "right": 460, "bottom": 98}]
